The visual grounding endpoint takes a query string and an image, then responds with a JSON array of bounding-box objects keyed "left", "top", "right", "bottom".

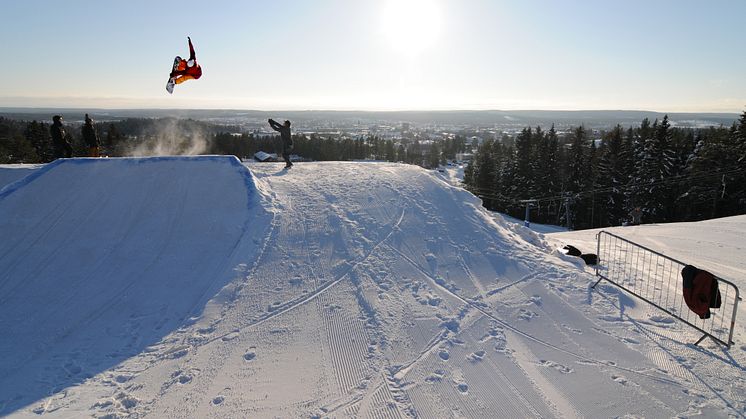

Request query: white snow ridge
[{"left": 0, "top": 157, "right": 744, "bottom": 417}]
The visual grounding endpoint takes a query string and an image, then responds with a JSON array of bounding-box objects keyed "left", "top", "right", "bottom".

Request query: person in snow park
[
  {"left": 50, "top": 115, "right": 72, "bottom": 159},
  {"left": 268, "top": 118, "right": 294, "bottom": 168},
  {"left": 170, "top": 36, "right": 202, "bottom": 85},
  {"left": 628, "top": 207, "right": 642, "bottom": 225},
  {"left": 81, "top": 114, "right": 101, "bottom": 157}
]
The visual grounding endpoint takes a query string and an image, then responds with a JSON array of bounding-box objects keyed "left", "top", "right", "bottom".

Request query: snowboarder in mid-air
[
  {"left": 268, "top": 118, "right": 293, "bottom": 168},
  {"left": 167, "top": 36, "right": 202, "bottom": 93}
]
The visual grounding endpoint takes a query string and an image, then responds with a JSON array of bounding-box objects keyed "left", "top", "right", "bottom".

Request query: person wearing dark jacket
[
  {"left": 50, "top": 115, "right": 72, "bottom": 159},
  {"left": 268, "top": 118, "right": 293, "bottom": 168},
  {"left": 628, "top": 207, "right": 642, "bottom": 225},
  {"left": 81, "top": 114, "right": 101, "bottom": 157}
]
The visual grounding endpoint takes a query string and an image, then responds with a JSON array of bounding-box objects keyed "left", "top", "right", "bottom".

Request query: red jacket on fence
[{"left": 681, "top": 265, "right": 722, "bottom": 320}]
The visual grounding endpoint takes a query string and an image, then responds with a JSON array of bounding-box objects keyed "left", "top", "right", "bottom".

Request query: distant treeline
[
  {"left": 0, "top": 116, "right": 467, "bottom": 166},
  {"left": 463, "top": 112, "right": 746, "bottom": 229},
  {"left": 4, "top": 113, "right": 745, "bottom": 229},
  {"left": 212, "top": 131, "right": 467, "bottom": 167}
]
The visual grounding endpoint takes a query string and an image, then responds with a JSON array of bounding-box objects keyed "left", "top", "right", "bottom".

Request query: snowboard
[{"left": 166, "top": 56, "right": 181, "bottom": 94}]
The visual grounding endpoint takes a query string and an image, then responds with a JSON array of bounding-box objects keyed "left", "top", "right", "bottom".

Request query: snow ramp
[{"left": 0, "top": 156, "right": 271, "bottom": 415}]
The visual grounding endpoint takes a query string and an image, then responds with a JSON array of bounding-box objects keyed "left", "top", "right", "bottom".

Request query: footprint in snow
[
  {"left": 425, "top": 370, "right": 445, "bottom": 383},
  {"left": 115, "top": 392, "right": 138, "bottom": 410},
  {"left": 467, "top": 351, "right": 486, "bottom": 362},
  {"left": 648, "top": 315, "right": 675, "bottom": 325},
  {"left": 539, "top": 360, "right": 573, "bottom": 374},
  {"left": 197, "top": 326, "right": 215, "bottom": 335},
  {"left": 611, "top": 375, "right": 629, "bottom": 386},
  {"left": 212, "top": 395, "right": 225, "bottom": 405},
  {"left": 114, "top": 374, "right": 133, "bottom": 383},
  {"left": 221, "top": 330, "right": 240, "bottom": 342},
  {"left": 243, "top": 349, "right": 257, "bottom": 361},
  {"left": 438, "top": 349, "right": 450, "bottom": 361},
  {"left": 456, "top": 383, "right": 469, "bottom": 394},
  {"left": 92, "top": 399, "right": 114, "bottom": 410},
  {"left": 516, "top": 308, "right": 538, "bottom": 321},
  {"left": 561, "top": 324, "right": 583, "bottom": 334},
  {"left": 598, "top": 315, "right": 623, "bottom": 323},
  {"left": 427, "top": 295, "right": 442, "bottom": 306},
  {"left": 621, "top": 337, "right": 640, "bottom": 345},
  {"left": 162, "top": 345, "right": 190, "bottom": 360}
]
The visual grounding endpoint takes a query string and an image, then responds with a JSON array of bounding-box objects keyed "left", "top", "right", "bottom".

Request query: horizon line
[{"left": 0, "top": 106, "right": 742, "bottom": 115}]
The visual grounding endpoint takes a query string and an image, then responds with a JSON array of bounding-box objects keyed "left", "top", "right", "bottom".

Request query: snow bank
[{"left": 0, "top": 156, "right": 271, "bottom": 415}]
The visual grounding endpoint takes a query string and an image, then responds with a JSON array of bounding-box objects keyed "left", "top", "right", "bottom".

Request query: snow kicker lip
[{"left": 0, "top": 155, "right": 256, "bottom": 202}]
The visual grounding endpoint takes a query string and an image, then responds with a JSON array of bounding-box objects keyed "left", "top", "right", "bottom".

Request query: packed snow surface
[{"left": 0, "top": 158, "right": 744, "bottom": 417}]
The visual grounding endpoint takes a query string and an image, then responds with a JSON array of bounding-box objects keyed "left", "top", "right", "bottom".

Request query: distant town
[{"left": 1, "top": 108, "right": 739, "bottom": 146}]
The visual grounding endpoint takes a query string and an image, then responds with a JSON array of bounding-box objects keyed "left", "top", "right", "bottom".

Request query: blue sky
[{"left": 1, "top": 0, "right": 744, "bottom": 111}]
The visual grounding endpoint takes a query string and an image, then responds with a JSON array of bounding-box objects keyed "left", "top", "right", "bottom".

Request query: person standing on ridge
[
  {"left": 628, "top": 207, "right": 642, "bottom": 225},
  {"left": 81, "top": 114, "right": 101, "bottom": 157},
  {"left": 170, "top": 36, "right": 202, "bottom": 85},
  {"left": 268, "top": 118, "right": 293, "bottom": 168},
  {"left": 50, "top": 115, "right": 72, "bottom": 159}
]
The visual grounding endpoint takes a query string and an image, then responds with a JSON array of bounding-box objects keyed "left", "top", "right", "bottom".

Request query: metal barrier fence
[{"left": 594, "top": 231, "right": 740, "bottom": 349}]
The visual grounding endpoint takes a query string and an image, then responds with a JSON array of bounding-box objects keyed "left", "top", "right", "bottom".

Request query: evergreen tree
[
  {"left": 472, "top": 139, "right": 497, "bottom": 209},
  {"left": 396, "top": 144, "right": 406, "bottom": 162},
  {"left": 717, "top": 122, "right": 746, "bottom": 216},
  {"left": 426, "top": 141, "right": 441, "bottom": 168},
  {"left": 634, "top": 116, "right": 676, "bottom": 221},
  {"left": 597, "top": 125, "right": 626, "bottom": 225},
  {"left": 495, "top": 143, "right": 515, "bottom": 213},
  {"left": 24, "top": 120, "right": 51, "bottom": 162},
  {"left": 565, "top": 126, "right": 588, "bottom": 228},
  {"left": 408, "top": 140, "right": 422, "bottom": 165},
  {"left": 586, "top": 135, "right": 599, "bottom": 227},
  {"left": 512, "top": 127, "right": 534, "bottom": 200},
  {"left": 463, "top": 159, "right": 475, "bottom": 187},
  {"left": 682, "top": 128, "right": 729, "bottom": 219},
  {"left": 532, "top": 125, "right": 559, "bottom": 222},
  {"left": 384, "top": 140, "right": 396, "bottom": 162},
  {"left": 733, "top": 111, "right": 746, "bottom": 210}
]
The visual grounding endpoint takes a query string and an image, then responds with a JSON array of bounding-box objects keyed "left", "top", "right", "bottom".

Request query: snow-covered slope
[
  {"left": 0, "top": 156, "right": 271, "bottom": 416},
  {"left": 0, "top": 164, "right": 42, "bottom": 189},
  {"left": 549, "top": 218, "right": 746, "bottom": 387},
  {"left": 0, "top": 159, "right": 743, "bottom": 417}
]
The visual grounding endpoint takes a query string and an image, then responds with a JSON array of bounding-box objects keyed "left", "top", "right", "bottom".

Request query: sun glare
[{"left": 382, "top": 0, "right": 443, "bottom": 54}]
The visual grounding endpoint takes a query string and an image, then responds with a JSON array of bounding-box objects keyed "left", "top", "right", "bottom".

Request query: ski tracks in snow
[{"left": 25, "top": 162, "right": 738, "bottom": 417}]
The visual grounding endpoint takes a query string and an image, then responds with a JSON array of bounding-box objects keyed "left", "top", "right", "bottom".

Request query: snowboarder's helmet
[
  {"left": 53, "top": 115, "right": 62, "bottom": 123},
  {"left": 284, "top": 120, "right": 291, "bottom": 127}
]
